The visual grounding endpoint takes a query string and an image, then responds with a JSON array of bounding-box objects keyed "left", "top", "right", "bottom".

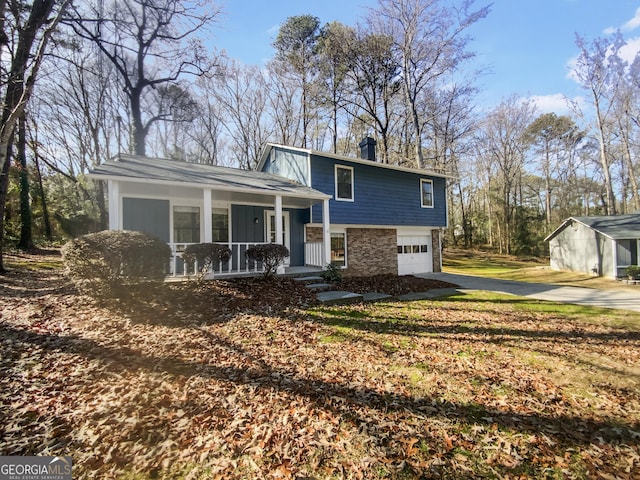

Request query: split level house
[
  {"left": 545, "top": 213, "right": 640, "bottom": 278},
  {"left": 88, "top": 138, "right": 450, "bottom": 277}
]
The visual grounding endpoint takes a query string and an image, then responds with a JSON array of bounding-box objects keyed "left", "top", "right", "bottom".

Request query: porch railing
[
  {"left": 169, "top": 242, "right": 267, "bottom": 277},
  {"left": 304, "top": 242, "right": 323, "bottom": 267}
]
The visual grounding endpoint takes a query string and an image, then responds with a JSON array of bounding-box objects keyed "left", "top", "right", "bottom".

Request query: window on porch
[
  {"left": 174, "top": 206, "right": 200, "bottom": 243},
  {"left": 212, "top": 208, "right": 229, "bottom": 242}
]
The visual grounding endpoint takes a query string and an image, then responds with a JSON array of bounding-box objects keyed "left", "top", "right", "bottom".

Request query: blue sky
[{"left": 213, "top": 0, "right": 640, "bottom": 113}]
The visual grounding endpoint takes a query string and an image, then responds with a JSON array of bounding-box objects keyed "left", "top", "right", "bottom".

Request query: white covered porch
[{"left": 97, "top": 156, "right": 333, "bottom": 277}]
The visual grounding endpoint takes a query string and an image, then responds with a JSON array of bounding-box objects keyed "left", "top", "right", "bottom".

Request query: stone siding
[
  {"left": 431, "top": 229, "right": 442, "bottom": 272},
  {"left": 305, "top": 226, "right": 324, "bottom": 243},
  {"left": 345, "top": 228, "right": 397, "bottom": 276}
]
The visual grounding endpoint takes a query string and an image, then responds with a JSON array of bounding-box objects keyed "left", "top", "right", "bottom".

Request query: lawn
[
  {"left": 443, "top": 248, "right": 638, "bottom": 291},
  {"left": 1, "top": 252, "right": 639, "bottom": 479}
]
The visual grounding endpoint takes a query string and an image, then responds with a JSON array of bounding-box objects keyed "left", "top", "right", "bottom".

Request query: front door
[{"left": 265, "top": 211, "right": 291, "bottom": 266}]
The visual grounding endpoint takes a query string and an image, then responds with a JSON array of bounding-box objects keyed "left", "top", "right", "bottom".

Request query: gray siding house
[{"left": 545, "top": 214, "right": 640, "bottom": 278}]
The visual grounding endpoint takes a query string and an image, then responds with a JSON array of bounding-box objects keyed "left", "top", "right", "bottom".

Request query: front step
[
  {"left": 316, "top": 290, "right": 364, "bottom": 305},
  {"left": 305, "top": 283, "right": 333, "bottom": 291},
  {"left": 294, "top": 275, "right": 324, "bottom": 283}
]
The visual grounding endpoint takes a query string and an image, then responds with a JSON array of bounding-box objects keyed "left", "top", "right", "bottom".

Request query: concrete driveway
[{"left": 418, "top": 272, "right": 640, "bottom": 313}]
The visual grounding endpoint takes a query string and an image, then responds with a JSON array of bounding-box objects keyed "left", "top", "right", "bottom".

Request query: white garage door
[{"left": 397, "top": 234, "right": 432, "bottom": 275}]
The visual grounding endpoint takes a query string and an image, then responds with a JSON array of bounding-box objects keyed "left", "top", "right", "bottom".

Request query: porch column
[
  {"left": 108, "top": 180, "right": 120, "bottom": 230},
  {"left": 274, "top": 195, "right": 283, "bottom": 245},
  {"left": 275, "top": 195, "right": 284, "bottom": 274},
  {"left": 612, "top": 239, "right": 618, "bottom": 278},
  {"left": 203, "top": 188, "right": 212, "bottom": 243},
  {"left": 322, "top": 198, "right": 331, "bottom": 267}
]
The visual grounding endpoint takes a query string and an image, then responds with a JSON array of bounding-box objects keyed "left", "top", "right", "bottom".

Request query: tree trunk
[
  {"left": 34, "top": 150, "right": 52, "bottom": 240},
  {"left": 593, "top": 94, "right": 616, "bottom": 215},
  {"left": 621, "top": 133, "right": 640, "bottom": 212},
  {"left": 0, "top": 0, "right": 69, "bottom": 269},
  {"left": 130, "top": 87, "right": 146, "bottom": 156},
  {"left": 544, "top": 142, "right": 552, "bottom": 225},
  {"left": 0, "top": 144, "right": 11, "bottom": 273},
  {"left": 17, "top": 113, "right": 33, "bottom": 250}
]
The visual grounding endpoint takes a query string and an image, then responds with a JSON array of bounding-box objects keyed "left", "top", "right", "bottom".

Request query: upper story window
[
  {"left": 335, "top": 165, "right": 354, "bottom": 201},
  {"left": 420, "top": 179, "right": 434, "bottom": 208}
]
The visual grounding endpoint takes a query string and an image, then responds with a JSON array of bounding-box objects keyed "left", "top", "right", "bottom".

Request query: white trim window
[
  {"left": 211, "top": 207, "right": 229, "bottom": 243},
  {"left": 335, "top": 165, "right": 354, "bottom": 202},
  {"left": 330, "top": 231, "right": 347, "bottom": 268},
  {"left": 173, "top": 206, "right": 200, "bottom": 243},
  {"left": 420, "top": 179, "right": 434, "bottom": 208}
]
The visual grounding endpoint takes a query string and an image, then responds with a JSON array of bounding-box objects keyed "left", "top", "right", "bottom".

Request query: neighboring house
[
  {"left": 88, "top": 137, "right": 450, "bottom": 276},
  {"left": 545, "top": 214, "right": 640, "bottom": 278}
]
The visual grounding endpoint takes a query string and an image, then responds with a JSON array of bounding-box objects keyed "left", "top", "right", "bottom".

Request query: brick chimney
[{"left": 358, "top": 136, "right": 377, "bottom": 161}]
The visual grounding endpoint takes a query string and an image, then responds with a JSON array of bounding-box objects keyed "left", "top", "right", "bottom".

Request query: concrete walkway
[{"left": 418, "top": 272, "right": 640, "bottom": 313}]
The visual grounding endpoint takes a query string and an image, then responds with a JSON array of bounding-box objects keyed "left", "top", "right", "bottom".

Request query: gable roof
[
  {"left": 545, "top": 213, "right": 640, "bottom": 242},
  {"left": 257, "top": 143, "right": 455, "bottom": 180},
  {"left": 88, "top": 154, "right": 330, "bottom": 202}
]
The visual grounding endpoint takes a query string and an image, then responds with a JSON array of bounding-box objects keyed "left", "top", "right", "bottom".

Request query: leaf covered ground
[{"left": 1, "top": 251, "right": 639, "bottom": 479}]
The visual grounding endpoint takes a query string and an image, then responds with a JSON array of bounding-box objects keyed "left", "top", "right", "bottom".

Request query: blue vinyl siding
[
  {"left": 231, "top": 204, "right": 307, "bottom": 266},
  {"left": 232, "top": 205, "right": 265, "bottom": 243},
  {"left": 310, "top": 156, "right": 447, "bottom": 226},
  {"left": 122, "top": 197, "right": 170, "bottom": 242},
  {"left": 262, "top": 148, "right": 310, "bottom": 186}
]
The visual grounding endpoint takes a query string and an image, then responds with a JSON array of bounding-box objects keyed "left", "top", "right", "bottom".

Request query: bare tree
[
  {"left": 267, "top": 60, "right": 303, "bottom": 147},
  {"left": 186, "top": 80, "right": 225, "bottom": 165},
  {"left": 524, "top": 113, "right": 585, "bottom": 226},
  {"left": 66, "top": 0, "right": 220, "bottom": 156},
  {"left": 572, "top": 32, "right": 627, "bottom": 215},
  {"left": 613, "top": 53, "right": 640, "bottom": 212},
  {"left": 33, "top": 47, "right": 123, "bottom": 229},
  {"left": 475, "top": 96, "right": 536, "bottom": 254},
  {"left": 148, "top": 82, "right": 199, "bottom": 159},
  {"left": 0, "top": 0, "right": 71, "bottom": 272},
  {"left": 273, "top": 15, "right": 321, "bottom": 149},
  {"left": 317, "top": 21, "right": 353, "bottom": 154},
  {"left": 343, "top": 30, "right": 401, "bottom": 163},
  {"left": 210, "top": 61, "right": 273, "bottom": 169},
  {"left": 370, "top": 0, "right": 489, "bottom": 168}
]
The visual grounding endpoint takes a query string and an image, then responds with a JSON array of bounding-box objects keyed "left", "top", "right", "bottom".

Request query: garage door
[{"left": 397, "top": 234, "right": 432, "bottom": 275}]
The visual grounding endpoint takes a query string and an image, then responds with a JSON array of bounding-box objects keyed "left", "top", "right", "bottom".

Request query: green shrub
[
  {"left": 62, "top": 230, "right": 171, "bottom": 296},
  {"left": 245, "top": 243, "right": 289, "bottom": 279},
  {"left": 322, "top": 262, "right": 343, "bottom": 283},
  {"left": 182, "top": 243, "right": 232, "bottom": 281},
  {"left": 624, "top": 265, "right": 640, "bottom": 278}
]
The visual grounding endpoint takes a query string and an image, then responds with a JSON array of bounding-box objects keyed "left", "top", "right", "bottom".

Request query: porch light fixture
[{"left": 254, "top": 217, "right": 259, "bottom": 224}]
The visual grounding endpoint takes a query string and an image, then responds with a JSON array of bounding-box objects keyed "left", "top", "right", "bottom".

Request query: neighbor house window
[
  {"left": 173, "top": 206, "right": 200, "bottom": 243},
  {"left": 335, "top": 165, "right": 354, "bottom": 201},
  {"left": 331, "top": 232, "right": 346, "bottom": 267},
  {"left": 420, "top": 179, "right": 433, "bottom": 208},
  {"left": 212, "top": 208, "right": 229, "bottom": 243}
]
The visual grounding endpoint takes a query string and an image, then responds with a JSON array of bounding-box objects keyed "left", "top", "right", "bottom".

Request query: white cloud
[
  {"left": 604, "top": 6, "right": 640, "bottom": 34},
  {"left": 619, "top": 35, "right": 640, "bottom": 63},
  {"left": 620, "top": 7, "right": 640, "bottom": 32},
  {"left": 528, "top": 93, "right": 581, "bottom": 115}
]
